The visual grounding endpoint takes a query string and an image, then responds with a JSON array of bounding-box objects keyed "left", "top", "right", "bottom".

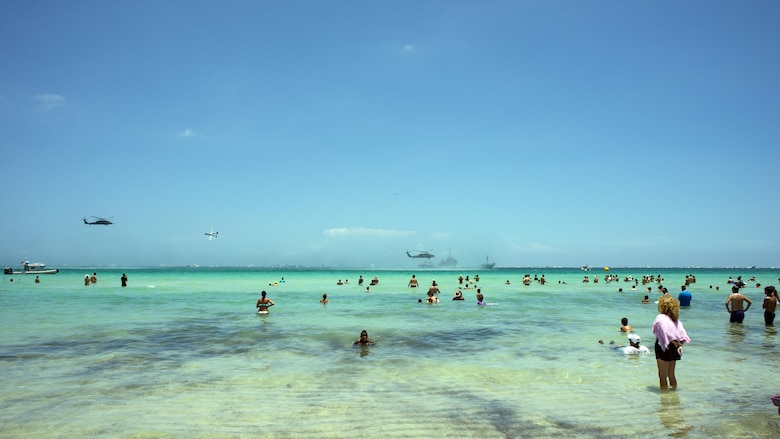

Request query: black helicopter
[
  {"left": 406, "top": 250, "right": 435, "bottom": 260},
  {"left": 83, "top": 216, "right": 113, "bottom": 226}
]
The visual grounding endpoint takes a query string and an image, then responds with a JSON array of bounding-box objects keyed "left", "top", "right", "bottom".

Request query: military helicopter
[
  {"left": 83, "top": 216, "right": 113, "bottom": 226},
  {"left": 406, "top": 250, "right": 435, "bottom": 260},
  {"left": 204, "top": 228, "right": 219, "bottom": 240}
]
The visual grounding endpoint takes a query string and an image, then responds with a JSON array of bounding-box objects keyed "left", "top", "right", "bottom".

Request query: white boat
[
  {"left": 581, "top": 264, "right": 591, "bottom": 271},
  {"left": 4, "top": 260, "right": 59, "bottom": 275}
]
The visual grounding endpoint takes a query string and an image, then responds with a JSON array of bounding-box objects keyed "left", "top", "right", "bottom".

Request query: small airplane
[
  {"left": 406, "top": 250, "right": 435, "bottom": 260},
  {"left": 204, "top": 228, "right": 219, "bottom": 240},
  {"left": 83, "top": 216, "right": 113, "bottom": 226}
]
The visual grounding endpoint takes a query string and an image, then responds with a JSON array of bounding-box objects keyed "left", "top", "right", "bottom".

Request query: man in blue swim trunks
[{"left": 725, "top": 285, "right": 752, "bottom": 323}]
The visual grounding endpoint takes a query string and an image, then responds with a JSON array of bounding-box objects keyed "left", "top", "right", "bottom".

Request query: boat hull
[
  {"left": 4, "top": 269, "right": 59, "bottom": 275},
  {"left": 5, "top": 260, "right": 60, "bottom": 275}
]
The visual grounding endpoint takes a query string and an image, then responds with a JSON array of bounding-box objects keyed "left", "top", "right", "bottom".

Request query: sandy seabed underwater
[{"left": 1, "top": 267, "right": 779, "bottom": 438}]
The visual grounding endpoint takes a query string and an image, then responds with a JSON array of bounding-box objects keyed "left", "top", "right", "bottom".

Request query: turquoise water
[{"left": 1, "top": 267, "right": 778, "bottom": 438}]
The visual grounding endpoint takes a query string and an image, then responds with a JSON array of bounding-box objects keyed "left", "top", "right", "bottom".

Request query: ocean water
[{"left": 1, "top": 267, "right": 778, "bottom": 438}]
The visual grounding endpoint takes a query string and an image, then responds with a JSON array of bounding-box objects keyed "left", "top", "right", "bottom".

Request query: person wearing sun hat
[{"left": 621, "top": 333, "right": 651, "bottom": 355}]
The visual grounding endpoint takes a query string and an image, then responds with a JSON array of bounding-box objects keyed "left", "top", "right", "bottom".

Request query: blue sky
[{"left": 1, "top": 1, "right": 779, "bottom": 268}]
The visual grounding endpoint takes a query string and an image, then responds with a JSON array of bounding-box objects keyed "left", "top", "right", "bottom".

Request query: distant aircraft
[
  {"left": 406, "top": 250, "right": 435, "bottom": 260},
  {"left": 84, "top": 216, "right": 113, "bottom": 226},
  {"left": 204, "top": 228, "right": 219, "bottom": 240}
]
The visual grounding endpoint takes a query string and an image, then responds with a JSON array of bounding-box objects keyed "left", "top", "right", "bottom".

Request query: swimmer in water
[
  {"left": 621, "top": 334, "right": 651, "bottom": 355},
  {"left": 476, "top": 289, "right": 484, "bottom": 305},
  {"left": 354, "top": 330, "right": 374, "bottom": 345}
]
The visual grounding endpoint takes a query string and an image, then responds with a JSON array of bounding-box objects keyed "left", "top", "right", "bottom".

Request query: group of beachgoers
[
  {"left": 256, "top": 272, "right": 780, "bottom": 409},
  {"left": 405, "top": 274, "right": 487, "bottom": 304},
  {"left": 604, "top": 274, "right": 779, "bottom": 412},
  {"left": 83, "top": 273, "right": 98, "bottom": 286},
  {"left": 601, "top": 301, "right": 690, "bottom": 391}
]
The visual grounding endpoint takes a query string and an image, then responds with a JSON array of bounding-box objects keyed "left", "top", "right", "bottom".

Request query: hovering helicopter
[
  {"left": 406, "top": 250, "right": 435, "bottom": 260},
  {"left": 204, "top": 228, "right": 219, "bottom": 240},
  {"left": 83, "top": 216, "right": 113, "bottom": 226}
]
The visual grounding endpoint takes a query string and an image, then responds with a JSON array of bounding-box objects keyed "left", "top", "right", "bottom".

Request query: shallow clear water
[{"left": 1, "top": 267, "right": 779, "bottom": 437}]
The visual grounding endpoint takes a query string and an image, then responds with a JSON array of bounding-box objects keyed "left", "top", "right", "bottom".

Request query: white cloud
[
  {"left": 34, "top": 94, "right": 65, "bottom": 111},
  {"left": 177, "top": 128, "right": 201, "bottom": 138},
  {"left": 385, "top": 42, "right": 419, "bottom": 55},
  {"left": 324, "top": 227, "right": 414, "bottom": 238}
]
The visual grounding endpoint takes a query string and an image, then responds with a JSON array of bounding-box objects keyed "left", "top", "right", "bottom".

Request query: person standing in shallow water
[
  {"left": 678, "top": 285, "right": 692, "bottom": 307},
  {"left": 426, "top": 280, "right": 440, "bottom": 298},
  {"left": 652, "top": 294, "right": 691, "bottom": 390},
  {"left": 762, "top": 286, "right": 777, "bottom": 326},
  {"left": 256, "top": 290, "right": 275, "bottom": 313},
  {"left": 121, "top": 273, "right": 128, "bottom": 287},
  {"left": 476, "top": 289, "right": 485, "bottom": 305},
  {"left": 725, "top": 285, "right": 752, "bottom": 323}
]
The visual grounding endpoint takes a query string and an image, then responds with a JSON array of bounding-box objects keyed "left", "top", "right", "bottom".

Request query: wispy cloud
[
  {"left": 324, "top": 227, "right": 414, "bottom": 238},
  {"left": 34, "top": 94, "right": 65, "bottom": 111},
  {"left": 177, "top": 128, "right": 201, "bottom": 138},
  {"left": 385, "top": 42, "right": 419, "bottom": 55}
]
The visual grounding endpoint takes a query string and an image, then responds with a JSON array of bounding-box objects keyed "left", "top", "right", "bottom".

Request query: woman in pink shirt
[{"left": 652, "top": 294, "right": 691, "bottom": 390}]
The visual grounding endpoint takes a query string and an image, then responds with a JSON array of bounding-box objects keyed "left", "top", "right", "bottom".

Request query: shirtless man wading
[{"left": 725, "top": 285, "right": 751, "bottom": 323}]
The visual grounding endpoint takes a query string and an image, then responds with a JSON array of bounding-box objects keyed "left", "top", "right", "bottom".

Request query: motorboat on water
[
  {"left": 4, "top": 260, "right": 59, "bottom": 275},
  {"left": 581, "top": 264, "right": 591, "bottom": 271}
]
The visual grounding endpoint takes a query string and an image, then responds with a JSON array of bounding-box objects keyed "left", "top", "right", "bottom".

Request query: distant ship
[
  {"left": 481, "top": 256, "right": 496, "bottom": 269},
  {"left": 438, "top": 255, "right": 458, "bottom": 268},
  {"left": 581, "top": 264, "right": 591, "bottom": 271}
]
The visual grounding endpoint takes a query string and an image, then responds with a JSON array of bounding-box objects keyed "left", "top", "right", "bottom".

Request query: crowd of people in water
[
  {"left": 254, "top": 270, "right": 780, "bottom": 410},
  {"left": 8, "top": 267, "right": 778, "bottom": 408}
]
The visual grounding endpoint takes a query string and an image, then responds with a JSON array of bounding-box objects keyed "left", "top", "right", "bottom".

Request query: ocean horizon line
[{"left": 33, "top": 264, "right": 778, "bottom": 271}]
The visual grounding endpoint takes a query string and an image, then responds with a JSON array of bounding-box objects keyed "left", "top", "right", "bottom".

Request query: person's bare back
[
  {"left": 726, "top": 288, "right": 751, "bottom": 313},
  {"left": 764, "top": 295, "right": 777, "bottom": 313}
]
